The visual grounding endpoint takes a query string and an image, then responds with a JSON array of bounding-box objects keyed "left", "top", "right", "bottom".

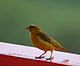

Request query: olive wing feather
[{"left": 37, "top": 32, "right": 61, "bottom": 48}]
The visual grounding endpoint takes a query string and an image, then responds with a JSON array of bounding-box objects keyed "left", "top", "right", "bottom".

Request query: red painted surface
[{"left": 0, "top": 54, "right": 69, "bottom": 66}]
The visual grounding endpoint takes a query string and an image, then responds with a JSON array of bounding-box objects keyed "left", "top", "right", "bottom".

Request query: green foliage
[{"left": 0, "top": 0, "right": 80, "bottom": 54}]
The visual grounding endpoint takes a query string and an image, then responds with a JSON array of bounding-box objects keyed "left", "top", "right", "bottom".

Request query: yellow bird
[{"left": 26, "top": 25, "right": 69, "bottom": 61}]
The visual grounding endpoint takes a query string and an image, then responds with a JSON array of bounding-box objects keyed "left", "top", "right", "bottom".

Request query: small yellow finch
[{"left": 26, "top": 25, "right": 69, "bottom": 61}]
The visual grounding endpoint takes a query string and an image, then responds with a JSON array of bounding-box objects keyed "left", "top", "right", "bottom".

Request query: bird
[{"left": 26, "top": 24, "right": 69, "bottom": 61}]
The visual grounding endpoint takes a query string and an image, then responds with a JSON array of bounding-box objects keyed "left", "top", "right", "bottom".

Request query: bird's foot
[
  {"left": 35, "top": 56, "right": 45, "bottom": 59},
  {"left": 46, "top": 57, "right": 54, "bottom": 61}
]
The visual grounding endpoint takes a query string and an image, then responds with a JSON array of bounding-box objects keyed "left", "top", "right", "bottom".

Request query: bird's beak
[{"left": 26, "top": 27, "right": 29, "bottom": 30}]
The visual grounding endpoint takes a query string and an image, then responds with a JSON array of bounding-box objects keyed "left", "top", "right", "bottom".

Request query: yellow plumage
[{"left": 26, "top": 25, "right": 69, "bottom": 61}]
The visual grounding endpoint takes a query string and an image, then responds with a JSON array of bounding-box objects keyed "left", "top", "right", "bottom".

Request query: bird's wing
[{"left": 37, "top": 32, "right": 61, "bottom": 48}]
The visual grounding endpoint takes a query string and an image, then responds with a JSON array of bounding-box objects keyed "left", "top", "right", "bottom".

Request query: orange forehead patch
[{"left": 29, "top": 25, "right": 36, "bottom": 27}]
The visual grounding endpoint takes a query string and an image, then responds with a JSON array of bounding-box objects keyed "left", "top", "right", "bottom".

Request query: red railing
[{"left": 0, "top": 42, "right": 80, "bottom": 66}]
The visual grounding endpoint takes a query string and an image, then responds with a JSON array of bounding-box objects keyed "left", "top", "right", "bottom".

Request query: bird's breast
[{"left": 30, "top": 34, "right": 55, "bottom": 51}]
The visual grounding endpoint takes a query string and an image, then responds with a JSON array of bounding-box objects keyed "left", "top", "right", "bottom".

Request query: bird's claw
[
  {"left": 46, "top": 57, "right": 54, "bottom": 61},
  {"left": 35, "top": 56, "right": 45, "bottom": 59}
]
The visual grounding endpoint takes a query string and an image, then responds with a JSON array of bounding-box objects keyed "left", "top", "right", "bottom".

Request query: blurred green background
[{"left": 0, "top": 0, "right": 80, "bottom": 54}]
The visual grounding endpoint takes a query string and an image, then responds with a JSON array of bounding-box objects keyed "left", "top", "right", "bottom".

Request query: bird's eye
[{"left": 29, "top": 26, "right": 35, "bottom": 28}]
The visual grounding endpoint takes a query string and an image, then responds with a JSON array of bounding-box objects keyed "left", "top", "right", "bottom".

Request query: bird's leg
[
  {"left": 35, "top": 51, "right": 47, "bottom": 59},
  {"left": 46, "top": 51, "right": 53, "bottom": 62}
]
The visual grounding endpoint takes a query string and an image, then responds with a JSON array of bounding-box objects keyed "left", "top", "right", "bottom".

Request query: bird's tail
[{"left": 61, "top": 47, "right": 70, "bottom": 52}]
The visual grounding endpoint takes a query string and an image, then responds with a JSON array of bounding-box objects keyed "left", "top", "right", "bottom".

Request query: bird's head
[{"left": 26, "top": 25, "right": 41, "bottom": 32}]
